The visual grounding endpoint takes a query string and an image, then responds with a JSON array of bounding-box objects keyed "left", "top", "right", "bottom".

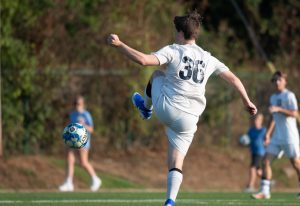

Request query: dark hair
[
  {"left": 271, "top": 71, "right": 287, "bottom": 82},
  {"left": 173, "top": 10, "right": 202, "bottom": 40}
]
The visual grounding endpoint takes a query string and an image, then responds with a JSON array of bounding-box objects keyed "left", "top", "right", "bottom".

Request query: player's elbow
[
  {"left": 137, "top": 55, "right": 154, "bottom": 66},
  {"left": 135, "top": 57, "right": 147, "bottom": 66},
  {"left": 292, "top": 111, "right": 299, "bottom": 118},
  {"left": 87, "top": 127, "right": 94, "bottom": 133},
  {"left": 138, "top": 59, "right": 147, "bottom": 66}
]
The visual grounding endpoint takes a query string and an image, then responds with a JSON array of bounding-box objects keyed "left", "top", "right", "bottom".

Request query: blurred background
[{"left": 1, "top": 0, "right": 299, "bottom": 191}]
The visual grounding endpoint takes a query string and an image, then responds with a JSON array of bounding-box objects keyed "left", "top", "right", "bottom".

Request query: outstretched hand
[
  {"left": 245, "top": 101, "right": 257, "bottom": 115},
  {"left": 107, "top": 34, "right": 122, "bottom": 47}
]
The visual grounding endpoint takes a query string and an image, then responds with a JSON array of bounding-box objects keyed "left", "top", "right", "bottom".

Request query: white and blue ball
[
  {"left": 239, "top": 134, "right": 250, "bottom": 146},
  {"left": 62, "top": 123, "right": 88, "bottom": 149}
]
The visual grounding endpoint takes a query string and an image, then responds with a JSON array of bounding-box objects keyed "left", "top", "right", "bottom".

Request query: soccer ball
[
  {"left": 239, "top": 134, "right": 250, "bottom": 146},
  {"left": 62, "top": 123, "right": 89, "bottom": 149}
]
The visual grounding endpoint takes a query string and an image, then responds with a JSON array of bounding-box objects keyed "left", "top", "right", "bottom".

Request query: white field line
[{"left": 0, "top": 198, "right": 294, "bottom": 205}]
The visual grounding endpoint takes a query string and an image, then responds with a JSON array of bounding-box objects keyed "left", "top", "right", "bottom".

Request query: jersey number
[{"left": 179, "top": 56, "right": 205, "bottom": 83}]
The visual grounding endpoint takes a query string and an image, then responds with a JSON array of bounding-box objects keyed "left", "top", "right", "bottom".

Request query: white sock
[
  {"left": 66, "top": 176, "right": 73, "bottom": 184},
  {"left": 261, "top": 179, "right": 270, "bottom": 195},
  {"left": 166, "top": 170, "right": 183, "bottom": 201},
  {"left": 143, "top": 89, "right": 153, "bottom": 110}
]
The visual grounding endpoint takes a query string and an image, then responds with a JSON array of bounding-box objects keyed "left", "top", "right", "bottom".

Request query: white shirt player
[
  {"left": 153, "top": 43, "right": 229, "bottom": 116},
  {"left": 270, "top": 89, "right": 299, "bottom": 144}
]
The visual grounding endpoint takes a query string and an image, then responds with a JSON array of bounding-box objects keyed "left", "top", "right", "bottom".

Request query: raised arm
[
  {"left": 107, "top": 34, "right": 159, "bottom": 66},
  {"left": 219, "top": 70, "right": 257, "bottom": 115}
]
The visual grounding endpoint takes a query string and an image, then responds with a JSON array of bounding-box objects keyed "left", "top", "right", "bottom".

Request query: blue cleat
[
  {"left": 132, "top": 92, "right": 152, "bottom": 120},
  {"left": 164, "top": 199, "right": 175, "bottom": 206}
]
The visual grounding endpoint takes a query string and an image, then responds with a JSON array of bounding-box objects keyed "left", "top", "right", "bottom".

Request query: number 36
[{"left": 179, "top": 56, "right": 205, "bottom": 83}]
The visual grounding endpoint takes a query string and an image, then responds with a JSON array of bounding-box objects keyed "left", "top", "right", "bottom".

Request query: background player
[
  {"left": 252, "top": 71, "right": 300, "bottom": 199},
  {"left": 108, "top": 10, "right": 257, "bottom": 206},
  {"left": 244, "top": 113, "right": 266, "bottom": 192},
  {"left": 59, "top": 95, "right": 101, "bottom": 192}
]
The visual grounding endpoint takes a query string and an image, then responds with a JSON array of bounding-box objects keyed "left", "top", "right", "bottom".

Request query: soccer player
[
  {"left": 107, "top": 10, "right": 257, "bottom": 206},
  {"left": 59, "top": 95, "right": 101, "bottom": 192},
  {"left": 244, "top": 113, "right": 266, "bottom": 192},
  {"left": 252, "top": 71, "right": 300, "bottom": 199}
]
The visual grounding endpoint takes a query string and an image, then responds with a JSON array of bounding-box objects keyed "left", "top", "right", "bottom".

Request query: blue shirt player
[
  {"left": 248, "top": 127, "right": 266, "bottom": 157},
  {"left": 59, "top": 95, "right": 101, "bottom": 192}
]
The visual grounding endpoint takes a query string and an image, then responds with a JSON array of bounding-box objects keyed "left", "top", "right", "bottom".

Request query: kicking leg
[
  {"left": 132, "top": 70, "right": 165, "bottom": 119},
  {"left": 165, "top": 142, "right": 185, "bottom": 206}
]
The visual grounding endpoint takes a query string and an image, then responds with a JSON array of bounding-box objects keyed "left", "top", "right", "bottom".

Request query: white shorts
[
  {"left": 266, "top": 141, "right": 300, "bottom": 158},
  {"left": 152, "top": 76, "right": 198, "bottom": 156}
]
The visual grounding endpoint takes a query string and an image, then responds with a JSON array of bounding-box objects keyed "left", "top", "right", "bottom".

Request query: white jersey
[
  {"left": 270, "top": 89, "right": 299, "bottom": 144},
  {"left": 153, "top": 43, "right": 229, "bottom": 116}
]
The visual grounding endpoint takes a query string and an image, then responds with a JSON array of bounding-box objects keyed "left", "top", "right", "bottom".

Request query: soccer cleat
[
  {"left": 251, "top": 192, "right": 271, "bottom": 199},
  {"left": 90, "top": 177, "right": 102, "bottom": 192},
  {"left": 132, "top": 92, "right": 152, "bottom": 120},
  {"left": 164, "top": 199, "right": 175, "bottom": 206},
  {"left": 59, "top": 182, "right": 74, "bottom": 192}
]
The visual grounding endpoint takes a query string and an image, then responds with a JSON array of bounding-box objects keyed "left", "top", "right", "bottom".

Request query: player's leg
[
  {"left": 245, "top": 154, "right": 258, "bottom": 192},
  {"left": 79, "top": 148, "right": 101, "bottom": 191},
  {"left": 163, "top": 116, "right": 198, "bottom": 206},
  {"left": 245, "top": 166, "right": 257, "bottom": 192},
  {"left": 59, "top": 149, "right": 75, "bottom": 191},
  {"left": 165, "top": 142, "right": 185, "bottom": 206},
  {"left": 132, "top": 70, "right": 165, "bottom": 119},
  {"left": 252, "top": 143, "right": 279, "bottom": 199},
  {"left": 256, "top": 155, "right": 264, "bottom": 177},
  {"left": 290, "top": 157, "right": 300, "bottom": 182},
  {"left": 285, "top": 143, "right": 300, "bottom": 198},
  {"left": 291, "top": 157, "right": 300, "bottom": 199}
]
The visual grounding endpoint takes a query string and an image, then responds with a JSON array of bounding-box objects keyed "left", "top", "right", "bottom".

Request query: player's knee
[{"left": 80, "top": 160, "right": 89, "bottom": 168}]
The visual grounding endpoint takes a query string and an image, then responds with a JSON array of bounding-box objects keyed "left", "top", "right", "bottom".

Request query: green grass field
[{"left": 0, "top": 192, "right": 298, "bottom": 206}]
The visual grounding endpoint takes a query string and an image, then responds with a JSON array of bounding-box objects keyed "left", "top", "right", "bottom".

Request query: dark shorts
[{"left": 250, "top": 154, "right": 264, "bottom": 169}]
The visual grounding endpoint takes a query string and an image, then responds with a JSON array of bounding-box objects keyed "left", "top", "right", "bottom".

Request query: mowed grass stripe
[
  {"left": 0, "top": 192, "right": 298, "bottom": 206},
  {"left": 0, "top": 198, "right": 296, "bottom": 205}
]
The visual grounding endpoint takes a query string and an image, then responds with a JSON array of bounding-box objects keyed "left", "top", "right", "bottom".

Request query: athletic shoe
[
  {"left": 90, "top": 177, "right": 101, "bottom": 192},
  {"left": 244, "top": 187, "right": 256, "bottom": 193},
  {"left": 297, "top": 193, "right": 300, "bottom": 199},
  {"left": 164, "top": 199, "right": 175, "bottom": 206},
  {"left": 251, "top": 192, "right": 271, "bottom": 199},
  {"left": 132, "top": 92, "right": 152, "bottom": 120},
  {"left": 59, "top": 182, "right": 74, "bottom": 192}
]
